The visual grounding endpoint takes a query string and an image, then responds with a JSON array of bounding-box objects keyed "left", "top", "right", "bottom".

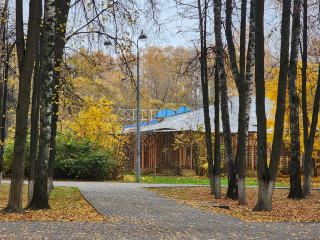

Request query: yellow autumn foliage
[
  {"left": 266, "top": 62, "right": 320, "bottom": 159},
  {"left": 61, "top": 96, "right": 122, "bottom": 149}
]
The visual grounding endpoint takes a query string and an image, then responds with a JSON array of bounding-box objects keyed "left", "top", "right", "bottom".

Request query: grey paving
[{"left": 1, "top": 181, "right": 320, "bottom": 239}]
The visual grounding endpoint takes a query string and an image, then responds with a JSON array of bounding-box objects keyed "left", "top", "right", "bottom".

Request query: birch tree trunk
[
  {"left": 28, "top": 0, "right": 55, "bottom": 210},
  {"left": 288, "top": 0, "right": 303, "bottom": 199},
  {"left": 254, "top": 0, "right": 291, "bottom": 211},
  {"left": 214, "top": 0, "right": 237, "bottom": 200},
  {"left": 5, "top": 0, "right": 41, "bottom": 212},
  {"left": 48, "top": 0, "right": 71, "bottom": 196},
  {"left": 237, "top": 0, "right": 255, "bottom": 205}
]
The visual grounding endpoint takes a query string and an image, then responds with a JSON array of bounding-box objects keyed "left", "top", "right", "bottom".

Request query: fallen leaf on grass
[{"left": 0, "top": 184, "right": 104, "bottom": 222}]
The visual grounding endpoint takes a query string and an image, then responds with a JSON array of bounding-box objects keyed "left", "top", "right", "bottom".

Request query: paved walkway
[{"left": 1, "top": 181, "right": 320, "bottom": 239}]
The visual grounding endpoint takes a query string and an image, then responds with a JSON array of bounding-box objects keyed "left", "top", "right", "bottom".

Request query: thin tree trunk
[
  {"left": 0, "top": 0, "right": 8, "bottom": 189},
  {"left": 225, "top": 0, "right": 240, "bottom": 90},
  {"left": 254, "top": 0, "right": 291, "bottom": 211},
  {"left": 253, "top": 0, "right": 270, "bottom": 211},
  {"left": 288, "top": 0, "right": 302, "bottom": 199},
  {"left": 28, "top": 19, "right": 42, "bottom": 205},
  {"left": 48, "top": 0, "right": 71, "bottom": 196},
  {"left": 301, "top": 0, "right": 310, "bottom": 196},
  {"left": 214, "top": 0, "right": 237, "bottom": 200},
  {"left": 198, "top": 0, "right": 214, "bottom": 194},
  {"left": 28, "top": 0, "right": 55, "bottom": 210},
  {"left": 303, "top": 66, "right": 320, "bottom": 195},
  {"left": 5, "top": 0, "right": 41, "bottom": 212},
  {"left": 0, "top": 43, "right": 14, "bottom": 189},
  {"left": 236, "top": 0, "right": 248, "bottom": 206},
  {"left": 214, "top": 61, "right": 221, "bottom": 199}
]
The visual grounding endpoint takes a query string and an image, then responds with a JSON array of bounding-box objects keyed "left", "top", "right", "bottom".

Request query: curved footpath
[{"left": 1, "top": 181, "right": 319, "bottom": 239}]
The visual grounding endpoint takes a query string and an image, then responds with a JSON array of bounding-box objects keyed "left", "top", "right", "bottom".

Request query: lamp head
[
  {"left": 138, "top": 30, "right": 147, "bottom": 40},
  {"left": 104, "top": 39, "right": 112, "bottom": 46}
]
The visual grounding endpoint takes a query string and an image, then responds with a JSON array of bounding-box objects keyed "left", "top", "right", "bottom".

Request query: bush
[
  {"left": 2, "top": 139, "right": 30, "bottom": 178},
  {"left": 54, "top": 134, "right": 120, "bottom": 180},
  {"left": 2, "top": 133, "right": 122, "bottom": 181}
]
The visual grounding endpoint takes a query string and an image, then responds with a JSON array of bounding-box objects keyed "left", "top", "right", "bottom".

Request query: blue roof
[
  {"left": 152, "top": 108, "right": 176, "bottom": 118},
  {"left": 124, "top": 119, "right": 160, "bottom": 129},
  {"left": 176, "top": 106, "right": 192, "bottom": 114}
]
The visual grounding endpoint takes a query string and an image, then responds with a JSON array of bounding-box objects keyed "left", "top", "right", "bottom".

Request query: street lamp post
[
  {"left": 104, "top": 31, "right": 147, "bottom": 182},
  {"left": 135, "top": 31, "right": 147, "bottom": 182}
]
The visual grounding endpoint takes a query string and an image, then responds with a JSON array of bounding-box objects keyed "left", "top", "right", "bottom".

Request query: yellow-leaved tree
[{"left": 266, "top": 62, "right": 320, "bottom": 165}]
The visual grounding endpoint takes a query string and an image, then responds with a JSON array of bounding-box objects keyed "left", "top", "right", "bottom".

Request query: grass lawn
[
  {"left": 122, "top": 174, "right": 320, "bottom": 188},
  {"left": 0, "top": 184, "right": 104, "bottom": 222},
  {"left": 147, "top": 186, "right": 320, "bottom": 222}
]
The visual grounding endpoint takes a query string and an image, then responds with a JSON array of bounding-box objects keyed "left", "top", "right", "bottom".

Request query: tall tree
[
  {"left": 214, "top": 61, "right": 221, "bottom": 198},
  {"left": 0, "top": 0, "right": 9, "bottom": 188},
  {"left": 253, "top": 0, "right": 291, "bottom": 211},
  {"left": 214, "top": 0, "right": 236, "bottom": 199},
  {"left": 5, "top": 0, "right": 41, "bottom": 212},
  {"left": 28, "top": 0, "right": 43, "bottom": 205},
  {"left": 301, "top": 0, "right": 320, "bottom": 196},
  {"left": 224, "top": 0, "right": 255, "bottom": 204},
  {"left": 237, "top": 0, "right": 256, "bottom": 205},
  {"left": 287, "top": 0, "right": 303, "bottom": 199},
  {"left": 225, "top": 0, "right": 239, "bottom": 201},
  {"left": 48, "top": 0, "right": 71, "bottom": 196},
  {"left": 197, "top": 0, "right": 215, "bottom": 194},
  {"left": 28, "top": 0, "right": 56, "bottom": 210}
]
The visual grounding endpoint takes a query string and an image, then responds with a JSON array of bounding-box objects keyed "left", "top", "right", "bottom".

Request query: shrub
[
  {"left": 2, "top": 133, "right": 123, "bottom": 181},
  {"left": 2, "top": 138, "right": 30, "bottom": 178},
  {"left": 54, "top": 133, "right": 120, "bottom": 180}
]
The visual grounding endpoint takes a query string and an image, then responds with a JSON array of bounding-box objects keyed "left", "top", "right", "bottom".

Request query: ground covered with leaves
[
  {"left": 0, "top": 184, "right": 104, "bottom": 222},
  {"left": 147, "top": 187, "right": 320, "bottom": 222}
]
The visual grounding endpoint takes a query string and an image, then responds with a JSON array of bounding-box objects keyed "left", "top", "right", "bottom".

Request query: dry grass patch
[
  {"left": 0, "top": 184, "right": 104, "bottom": 222},
  {"left": 147, "top": 187, "right": 320, "bottom": 222}
]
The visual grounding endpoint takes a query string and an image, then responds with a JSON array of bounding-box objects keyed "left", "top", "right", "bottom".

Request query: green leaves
[{"left": 55, "top": 133, "right": 119, "bottom": 180}]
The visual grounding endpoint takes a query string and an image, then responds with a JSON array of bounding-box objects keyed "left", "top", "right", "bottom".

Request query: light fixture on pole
[
  {"left": 136, "top": 30, "right": 147, "bottom": 182},
  {"left": 104, "top": 39, "right": 112, "bottom": 46},
  {"left": 104, "top": 31, "right": 147, "bottom": 182}
]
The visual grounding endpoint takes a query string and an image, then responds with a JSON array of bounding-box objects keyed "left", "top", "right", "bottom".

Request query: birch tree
[
  {"left": 28, "top": 0, "right": 56, "bottom": 210},
  {"left": 225, "top": 0, "right": 255, "bottom": 204}
]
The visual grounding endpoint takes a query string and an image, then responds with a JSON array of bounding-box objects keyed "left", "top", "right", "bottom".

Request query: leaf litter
[
  {"left": 147, "top": 186, "right": 320, "bottom": 222},
  {"left": 0, "top": 184, "right": 104, "bottom": 222}
]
